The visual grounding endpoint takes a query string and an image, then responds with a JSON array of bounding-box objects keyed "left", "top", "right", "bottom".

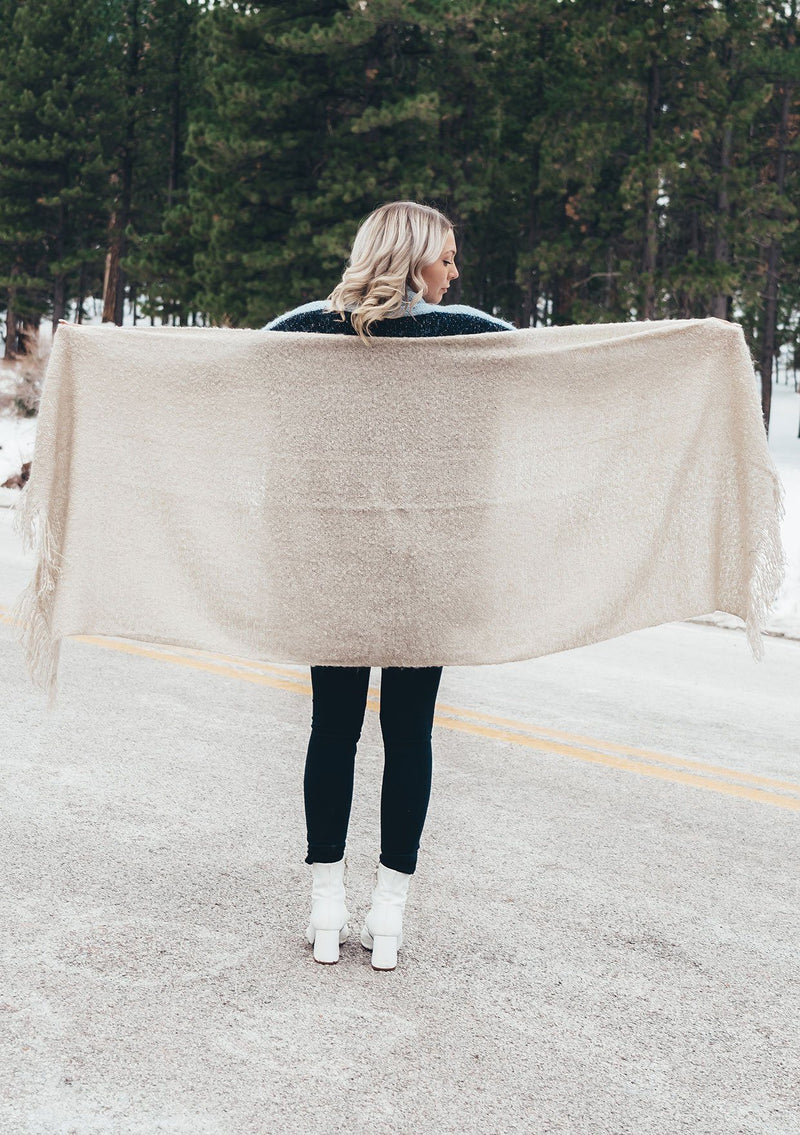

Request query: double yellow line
[{"left": 3, "top": 609, "right": 798, "bottom": 814}]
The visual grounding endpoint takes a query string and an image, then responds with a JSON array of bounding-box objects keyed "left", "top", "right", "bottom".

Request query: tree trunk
[
  {"left": 102, "top": 207, "right": 122, "bottom": 323},
  {"left": 642, "top": 59, "right": 660, "bottom": 320},
  {"left": 52, "top": 274, "right": 67, "bottom": 331},
  {"left": 4, "top": 263, "right": 20, "bottom": 359},
  {"left": 4, "top": 301, "right": 18, "bottom": 360},
  {"left": 51, "top": 199, "right": 67, "bottom": 332},
  {"left": 76, "top": 262, "right": 86, "bottom": 324},
  {"left": 103, "top": 0, "right": 142, "bottom": 325},
  {"left": 522, "top": 151, "right": 540, "bottom": 329},
  {"left": 20, "top": 315, "right": 40, "bottom": 356},
  {"left": 758, "top": 80, "right": 793, "bottom": 434},
  {"left": 710, "top": 120, "right": 733, "bottom": 319},
  {"left": 605, "top": 242, "right": 617, "bottom": 313},
  {"left": 167, "top": 34, "right": 184, "bottom": 209}
]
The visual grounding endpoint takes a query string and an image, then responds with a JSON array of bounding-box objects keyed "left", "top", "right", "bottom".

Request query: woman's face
[{"left": 420, "top": 233, "right": 459, "bottom": 303}]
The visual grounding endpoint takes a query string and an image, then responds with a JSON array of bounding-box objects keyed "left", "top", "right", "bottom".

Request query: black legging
[{"left": 304, "top": 665, "right": 443, "bottom": 874}]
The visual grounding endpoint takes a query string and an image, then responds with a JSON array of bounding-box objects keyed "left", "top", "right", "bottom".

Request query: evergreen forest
[{"left": 0, "top": 0, "right": 798, "bottom": 428}]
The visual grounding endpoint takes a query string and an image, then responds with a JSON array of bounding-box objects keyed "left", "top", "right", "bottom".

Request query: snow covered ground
[
  {"left": 1, "top": 346, "right": 798, "bottom": 639},
  {"left": 0, "top": 414, "right": 36, "bottom": 495}
]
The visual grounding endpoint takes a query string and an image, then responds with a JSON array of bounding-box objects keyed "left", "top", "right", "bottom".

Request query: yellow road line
[
  {"left": 3, "top": 614, "right": 799, "bottom": 811},
  {"left": 432, "top": 706, "right": 800, "bottom": 795}
]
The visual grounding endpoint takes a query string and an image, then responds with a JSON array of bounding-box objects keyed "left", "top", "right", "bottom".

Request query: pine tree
[
  {"left": 0, "top": 0, "right": 118, "bottom": 352},
  {"left": 0, "top": 0, "right": 797, "bottom": 387},
  {"left": 184, "top": 1, "right": 350, "bottom": 327},
  {"left": 185, "top": 1, "right": 509, "bottom": 326},
  {"left": 744, "top": 0, "right": 800, "bottom": 430},
  {"left": 118, "top": 0, "right": 203, "bottom": 325}
]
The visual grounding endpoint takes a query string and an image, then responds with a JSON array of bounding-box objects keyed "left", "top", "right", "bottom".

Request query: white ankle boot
[
  {"left": 305, "top": 858, "right": 350, "bottom": 964},
  {"left": 360, "top": 862, "right": 412, "bottom": 970}
]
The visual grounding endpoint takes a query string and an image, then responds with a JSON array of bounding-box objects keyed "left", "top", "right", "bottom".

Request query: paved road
[{"left": 1, "top": 608, "right": 798, "bottom": 1135}]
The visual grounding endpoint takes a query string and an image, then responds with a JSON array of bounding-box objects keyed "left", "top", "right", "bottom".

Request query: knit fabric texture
[
  {"left": 264, "top": 297, "right": 515, "bottom": 336},
  {"left": 10, "top": 317, "right": 786, "bottom": 710}
]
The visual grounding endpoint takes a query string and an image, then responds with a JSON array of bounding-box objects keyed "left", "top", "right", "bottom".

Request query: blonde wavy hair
[{"left": 327, "top": 201, "right": 454, "bottom": 342}]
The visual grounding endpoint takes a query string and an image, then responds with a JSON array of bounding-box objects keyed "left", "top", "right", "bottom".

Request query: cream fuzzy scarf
[{"left": 11, "top": 318, "right": 786, "bottom": 709}]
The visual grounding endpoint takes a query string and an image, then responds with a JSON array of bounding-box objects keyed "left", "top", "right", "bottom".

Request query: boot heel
[
  {"left": 312, "top": 927, "right": 341, "bottom": 964},
  {"left": 370, "top": 934, "right": 398, "bottom": 971}
]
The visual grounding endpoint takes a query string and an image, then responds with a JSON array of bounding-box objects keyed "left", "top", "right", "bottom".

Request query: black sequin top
[{"left": 263, "top": 296, "right": 515, "bottom": 337}]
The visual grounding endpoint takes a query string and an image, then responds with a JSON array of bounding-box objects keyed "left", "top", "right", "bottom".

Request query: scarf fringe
[
  {"left": 9, "top": 482, "right": 63, "bottom": 711},
  {"left": 6, "top": 461, "right": 788, "bottom": 704},
  {"left": 745, "top": 469, "right": 787, "bottom": 661}
]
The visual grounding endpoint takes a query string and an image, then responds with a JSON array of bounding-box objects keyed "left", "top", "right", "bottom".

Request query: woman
[{"left": 265, "top": 201, "right": 514, "bottom": 970}]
